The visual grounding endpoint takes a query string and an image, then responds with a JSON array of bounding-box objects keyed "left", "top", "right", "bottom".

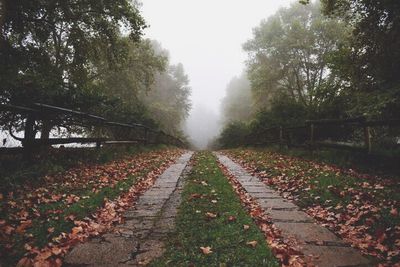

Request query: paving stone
[
  {"left": 302, "top": 244, "right": 372, "bottom": 267},
  {"left": 123, "top": 209, "right": 159, "bottom": 218},
  {"left": 258, "top": 198, "right": 299, "bottom": 210},
  {"left": 136, "top": 197, "right": 165, "bottom": 205},
  {"left": 242, "top": 186, "right": 274, "bottom": 193},
  {"left": 64, "top": 236, "right": 138, "bottom": 266},
  {"left": 121, "top": 218, "right": 154, "bottom": 231},
  {"left": 268, "top": 210, "right": 313, "bottom": 223},
  {"left": 274, "top": 222, "right": 341, "bottom": 243}
]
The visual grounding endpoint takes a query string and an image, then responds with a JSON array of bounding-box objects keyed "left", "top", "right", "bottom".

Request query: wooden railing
[
  {"left": 246, "top": 117, "right": 400, "bottom": 154},
  {"left": 0, "top": 103, "right": 186, "bottom": 153}
]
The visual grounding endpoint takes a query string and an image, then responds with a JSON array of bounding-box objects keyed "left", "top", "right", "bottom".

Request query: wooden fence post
[
  {"left": 364, "top": 125, "right": 372, "bottom": 154},
  {"left": 23, "top": 114, "right": 36, "bottom": 160},
  {"left": 144, "top": 128, "right": 148, "bottom": 145},
  {"left": 310, "top": 123, "right": 315, "bottom": 150}
]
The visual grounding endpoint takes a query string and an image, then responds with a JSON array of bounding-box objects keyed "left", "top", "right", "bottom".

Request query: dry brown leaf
[
  {"left": 200, "top": 246, "right": 213, "bottom": 254},
  {"left": 205, "top": 212, "right": 217, "bottom": 218},
  {"left": 243, "top": 224, "right": 250, "bottom": 230},
  {"left": 246, "top": 240, "right": 258, "bottom": 248}
]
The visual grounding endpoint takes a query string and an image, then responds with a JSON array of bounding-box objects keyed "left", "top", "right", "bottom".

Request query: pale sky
[{"left": 140, "top": 0, "right": 297, "bottom": 147}]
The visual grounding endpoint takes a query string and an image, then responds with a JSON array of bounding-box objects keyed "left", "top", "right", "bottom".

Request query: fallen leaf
[
  {"left": 243, "top": 224, "right": 250, "bottom": 230},
  {"left": 205, "top": 212, "right": 217, "bottom": 219},
  {"left": 200, "top": 246, "right": 213, "bottom": 254},
  {"left": 246, "top": 240, "right": 258, "bottom": 248}
]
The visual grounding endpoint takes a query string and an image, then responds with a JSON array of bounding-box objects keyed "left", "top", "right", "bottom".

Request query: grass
[{"left": 151, "top": 152, "right": 278, "bottom": 267}]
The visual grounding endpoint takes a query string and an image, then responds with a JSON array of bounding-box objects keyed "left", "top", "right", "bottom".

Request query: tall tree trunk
[{"left": 40, "top": 120, "right": 52, "bottom": 139}]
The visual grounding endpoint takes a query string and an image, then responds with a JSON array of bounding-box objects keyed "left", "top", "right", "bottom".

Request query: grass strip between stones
[{"left": 151, "top": 151, "right": 279, "bottom": 267}]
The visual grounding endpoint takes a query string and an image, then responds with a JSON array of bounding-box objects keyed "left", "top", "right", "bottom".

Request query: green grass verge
[{"left": 151, "top": 152, "right": 278, "bottom": 267}]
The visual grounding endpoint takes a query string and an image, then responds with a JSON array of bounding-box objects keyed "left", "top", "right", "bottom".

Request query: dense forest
[
  {"left": 218, "top": 0, "right": 400, "bottom": 149},
  {"left": 0, "top": 0, "right": 191, "bottom": 143}
]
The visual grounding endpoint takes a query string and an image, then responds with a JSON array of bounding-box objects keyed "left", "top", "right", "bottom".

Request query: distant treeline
[
  {"left": 216, "top": 0, "right": 400, "bottom": 150},
  {"left": 0, "top": 1, "right": 191, "bottom": 143}
]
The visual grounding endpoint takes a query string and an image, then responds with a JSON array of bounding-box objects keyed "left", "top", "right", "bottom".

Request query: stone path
[
  {"left": 216, "top": 153, "right": 372, "bottom": 267},
  {"left": 64, "top": 152, "right": 193, "bottom": 267}
]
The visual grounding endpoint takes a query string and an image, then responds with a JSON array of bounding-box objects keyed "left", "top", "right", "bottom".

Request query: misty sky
[{"left": 141, "top": 0, "right": 297, "bottom": 148}]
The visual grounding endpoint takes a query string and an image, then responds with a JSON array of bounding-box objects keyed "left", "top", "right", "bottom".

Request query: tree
[
  {"left": 243, "top": 2, "right": 349, "bottom": 119},
  {"left": 320, "top": 0, "right": 400, "bottom": 118},
  {"left": 221, "top": 73, "right": 253, "bottom": 124},
  {"left": 138, "top": 41, "right": 191, "bottom": 136},
  {"left": 0, "top": 0, "right": 146, "bottom": 138}
]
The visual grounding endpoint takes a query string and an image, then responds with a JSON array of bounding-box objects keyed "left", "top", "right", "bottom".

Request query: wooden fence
[
  {"left": 0, "top": 103, "right": 186, "bottom": 155},
  {"left": 246, "top": 117, "right": 400, "bottom": 154}
]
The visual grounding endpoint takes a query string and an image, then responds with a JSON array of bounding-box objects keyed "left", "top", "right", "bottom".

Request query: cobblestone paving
[
  {"left": 216, "top": 153, "right": 372, "bottom": 267},
  {"left": 64, "top": 152, "right": 193, "bottom": 267}
]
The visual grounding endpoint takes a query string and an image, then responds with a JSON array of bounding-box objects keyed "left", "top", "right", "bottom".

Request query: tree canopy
[
  {"left": 0, "top": 1, "right": 191, "bottom": 141},
  {"left": 218, "top": 0, "right": 400, "bottom": 148}
]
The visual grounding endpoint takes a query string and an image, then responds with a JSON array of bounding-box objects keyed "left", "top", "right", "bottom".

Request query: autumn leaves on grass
[
  {"left": 151, "top": 152, "right": 278, "bottom": 267},
  {"left": 0, "top": 149, "right": 183, "bottom": 267},
  {"left": 225, "top": 149, "right": 400, "bottom": 266}
]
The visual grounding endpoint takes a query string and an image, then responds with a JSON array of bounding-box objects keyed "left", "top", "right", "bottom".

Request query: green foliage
[
  {"left": 221, "top": 73, "right": 253, "bottom": 124},
  {"left": 218, "top": 121, "right": 250, "bottom": 148},
  {"left": 0, "top": 0, "right": 146, "bottom": 107},
  {"left": 140, "top": 42, "right": 192, "bottom": 137},
  {"left": 0, "top": 1, "right": 191, "bottom": 143},
  {"left": 243, "top": 2, "right": 349, "bottom": 115},
  {"left": 320, "top": 0, "right": 400, "bottom": 118}
]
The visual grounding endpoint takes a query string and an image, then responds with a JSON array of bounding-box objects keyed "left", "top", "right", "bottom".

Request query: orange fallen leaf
[
  {"left": 71, "top": 226, "right": 83, "bottom": 235},
  {"left": 200, "top": 246, "right": 213, "bottom": 254}
]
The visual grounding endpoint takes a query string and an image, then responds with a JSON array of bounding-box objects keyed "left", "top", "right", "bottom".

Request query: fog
[{"left": 141, "top": 0, "right": 297, "bottom": 148}]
